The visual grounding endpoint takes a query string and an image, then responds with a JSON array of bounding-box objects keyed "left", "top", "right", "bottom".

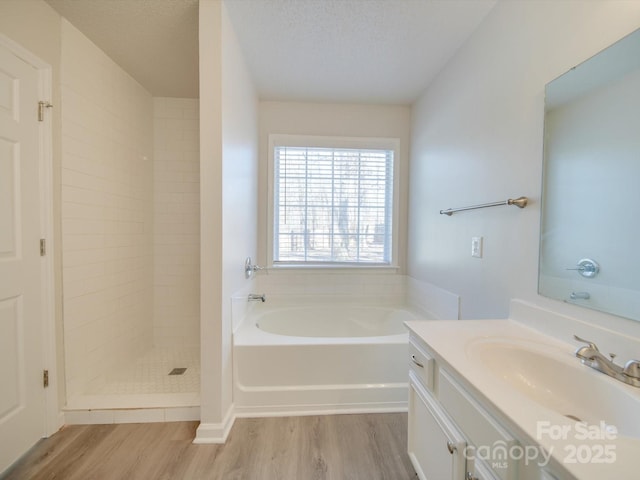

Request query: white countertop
[{"left": 405, "top": 319, "right": 640, "bottom": 480}]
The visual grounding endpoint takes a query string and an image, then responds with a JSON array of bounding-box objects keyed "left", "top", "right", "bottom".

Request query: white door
[{"left": 0, "top": 42, "right": 46, "bottom": 473}]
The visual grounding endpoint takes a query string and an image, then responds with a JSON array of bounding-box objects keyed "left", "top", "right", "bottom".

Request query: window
[{"left": 269, "top": 135, "right": 397, "bottom": 266}]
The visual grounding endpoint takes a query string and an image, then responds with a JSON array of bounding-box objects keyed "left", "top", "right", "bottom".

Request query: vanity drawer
[
  {"left": 438, "top": 369, "right": 517, "bottom": 480},
  {"left": 409, "top": 339, "right": 435, "bottom": 391}
]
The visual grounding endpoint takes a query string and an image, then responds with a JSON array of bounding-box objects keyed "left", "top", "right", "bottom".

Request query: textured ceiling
[
  {"left": 44, "top": 0, "right": 496, "bottom": 104},
  {"left": 224, "top": 0, "right": 497, "bottom": 104},
  {"left": 45, "top": 0, "right": 199, "bottom": 98}
]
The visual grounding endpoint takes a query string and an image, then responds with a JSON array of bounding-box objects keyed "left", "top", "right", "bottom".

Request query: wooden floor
[{"left": 2, "top": 413, "right": 417, "bottom": 480}]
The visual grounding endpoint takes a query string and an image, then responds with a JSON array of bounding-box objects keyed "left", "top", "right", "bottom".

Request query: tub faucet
[
  {"left": 574, "top": 335, "right": 640, "bottom": 387},
  {"left": 248, "top": 293, "right": 266, "bottom": 303}
]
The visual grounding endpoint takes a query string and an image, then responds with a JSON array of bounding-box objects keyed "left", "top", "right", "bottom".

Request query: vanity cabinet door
[
  {"left": 438, "top": 370, "right": 518, "bottom": 480},
  {"left": 409, "top": 373, "right": 467, "bottom": 480},
  {"left": 467, "top": 458, "right": 501, "bottom": 480}
]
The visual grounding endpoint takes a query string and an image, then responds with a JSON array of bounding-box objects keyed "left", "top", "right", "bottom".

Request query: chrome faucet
[
  {"left": 248, "top": 293, "right": 266, "bottom": 303},
  {"left": 574, "top": 335, "right": 640, "bottom": 387}
]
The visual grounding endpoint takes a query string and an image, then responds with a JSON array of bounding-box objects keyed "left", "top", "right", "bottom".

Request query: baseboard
[
  {"left": 193, "top": 405, "right": 235, "bottom": 444},
  {"left": 234, "top": 401, "right": 408, "bottom": 418},
  {"left": 51, "top": 411, "right": 65, "bottom": 436}
]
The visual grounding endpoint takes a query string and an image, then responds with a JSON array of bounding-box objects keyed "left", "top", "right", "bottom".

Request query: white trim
[
  {"left": 267, "top": 134, "right": 401, "bottom": 268},
  {"left": 234, "top": 402, "right": 407, "bottom": 418},
  {"left": 0, "top": 35, "right": 50, "bottom": 71},
  {"left": 37, "top": 57, "right": 60, "bottom": 438},
  {"left": 0, "top": 34, "right": 59, "bottom": 436},
  {"left": 266, "top": 264, "right": 400, "bottom": 274},
  {"left": 63, "top": 406, "right": 200, "bottom": 425},
  {"left": 193, "top": 406, "right": 236, "bottom": 444}
]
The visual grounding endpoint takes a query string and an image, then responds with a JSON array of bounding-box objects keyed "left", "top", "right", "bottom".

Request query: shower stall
[{"left": 60, "top": 22, "right": 200, "bottom": 418}]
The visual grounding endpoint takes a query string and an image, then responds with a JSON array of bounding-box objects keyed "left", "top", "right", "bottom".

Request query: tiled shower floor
[
  {"left": 96, "top": 347, "right": 200, "bottom": 395},
  {"left": 66, "top": 346, "right": 200, "bottom": 410}
]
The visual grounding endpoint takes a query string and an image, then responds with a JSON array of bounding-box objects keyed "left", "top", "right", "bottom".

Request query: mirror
[{"left": 539, "top": 28, "right": 640, "bottom": 322}]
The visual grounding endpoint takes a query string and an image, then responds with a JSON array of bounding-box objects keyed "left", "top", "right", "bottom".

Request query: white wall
[
  {"left": 258, "top": 101, "right": 411, "bottom": 274},
  {"left": 153, "top": 98, "right": 200, "bottom": 347},
  {"left": 220, "top": 0, "right": 259, "bottom": 418},
  {"left": 408, "top": 0, "right": 640, "bottom": 333},
  {"left": 60, "top": 19, "right": 154, "bottom": 399},
  {"left": 198, "top": 0, "right": 258, "bottom": 439},
  {"left": 198, "top": 0, "right": 224, "bottom": 431}
]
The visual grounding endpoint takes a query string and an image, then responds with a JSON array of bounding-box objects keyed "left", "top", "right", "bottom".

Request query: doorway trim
[{"left": 0, "top": 33, "right": 59, "bottom": 436}]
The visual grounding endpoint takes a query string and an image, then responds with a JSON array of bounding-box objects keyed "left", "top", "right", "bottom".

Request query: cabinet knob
[{"left": 446, "top": 441, "right": 457, "bottom": 454}]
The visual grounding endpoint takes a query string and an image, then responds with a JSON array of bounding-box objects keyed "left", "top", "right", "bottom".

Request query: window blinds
[{"left": 274, "top": 145, "right": 394, "bottom": 264}]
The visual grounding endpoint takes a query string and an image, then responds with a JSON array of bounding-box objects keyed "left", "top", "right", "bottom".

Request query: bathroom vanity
[{"left": 406, "top": 312, "right": 640, "bottom": 480}]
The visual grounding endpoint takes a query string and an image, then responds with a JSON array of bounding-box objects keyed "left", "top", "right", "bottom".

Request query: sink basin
[{"left": 466, "top": 338, "right": 640, "bottom": 439}]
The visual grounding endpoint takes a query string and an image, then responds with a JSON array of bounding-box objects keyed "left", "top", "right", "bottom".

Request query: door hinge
[
  {"left": 43, "top": 369, "right": 49, "bottom": 388},
  {"left": 40, "top": 238, "right": 46, "bottom": 256},
  {"left": 38, "top": 101, "right": 53, "bottom": 122}
]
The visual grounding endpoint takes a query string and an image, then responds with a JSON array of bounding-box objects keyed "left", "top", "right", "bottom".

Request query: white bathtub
[
  {"left": 255, "top": 305, "right": 409, "bottom": 337},
  {"left": 233, "top": 300, "right": 424, "bottom": 416}
]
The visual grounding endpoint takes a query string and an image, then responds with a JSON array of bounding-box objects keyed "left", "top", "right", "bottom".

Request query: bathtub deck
[{"left": 3, "top": 413, "right": 416, "bottom": 480}]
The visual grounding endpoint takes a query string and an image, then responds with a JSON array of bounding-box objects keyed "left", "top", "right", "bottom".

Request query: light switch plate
[{"left": 471, "top": 236, "right": 483, "bottom": 258}]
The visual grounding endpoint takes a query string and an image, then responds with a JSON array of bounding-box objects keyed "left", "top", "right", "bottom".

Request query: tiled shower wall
[
  {"left": 153, "top": 98, "right": 200, "bottom": 347},
  {"left": 60, "top": 20, "right": 154, "bottom": 399}
]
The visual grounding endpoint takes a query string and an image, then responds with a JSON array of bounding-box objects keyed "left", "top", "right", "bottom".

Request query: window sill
[{"left": 266, "top": 264, "right": 401, "bottom": 274}]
